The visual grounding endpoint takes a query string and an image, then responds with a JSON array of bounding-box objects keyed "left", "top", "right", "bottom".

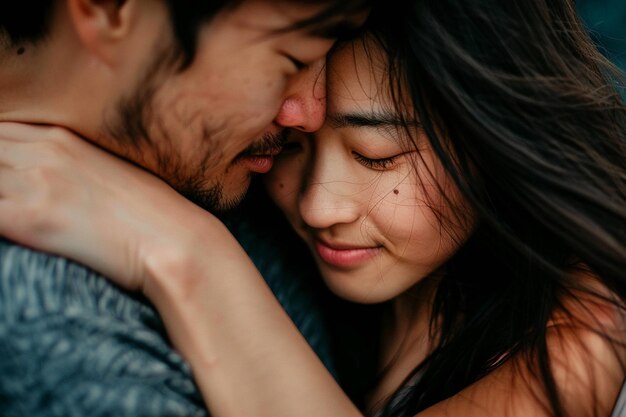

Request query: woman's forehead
[{"left": 327, "top": 38, "right": 392, "bottom": 112}]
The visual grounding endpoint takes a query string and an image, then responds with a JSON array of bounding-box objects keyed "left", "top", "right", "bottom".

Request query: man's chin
[
  {"left": 212, "top": 190, "right": 248, "bottom": 213},
  {"left": 180, "top": 180, "right": 250, "bottom": 213}
]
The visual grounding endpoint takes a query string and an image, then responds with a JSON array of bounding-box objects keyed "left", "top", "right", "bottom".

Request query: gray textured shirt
[{"left": 0, "top": 207, "right": 332, "bottom": 416}]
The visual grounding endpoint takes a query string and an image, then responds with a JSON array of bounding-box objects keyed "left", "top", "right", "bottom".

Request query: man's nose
[{"left": 275, "top": 58, "right": 327, "bottom": 132}]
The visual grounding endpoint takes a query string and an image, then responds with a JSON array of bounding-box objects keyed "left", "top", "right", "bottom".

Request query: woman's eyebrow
[{"left": 327, "top": 111, "right": 419, "bottom": 129}]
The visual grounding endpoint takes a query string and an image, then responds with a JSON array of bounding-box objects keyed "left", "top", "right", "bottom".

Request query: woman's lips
[{"left": 314, "top": 239, "right": 381, "bottom": 268}]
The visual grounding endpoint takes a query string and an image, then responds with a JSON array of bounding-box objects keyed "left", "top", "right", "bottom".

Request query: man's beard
[
  {"left": 178, "top": 129, "right": 288, "bottom": 212},
  {"left": 180, "top": 181, "right": 229, "bottom": 213},
  {"left": 103, "top": 48, "right": 287, "bottom": 213},
  {"left": 234, "top": 129, "right": 287, "bottom": 160}
]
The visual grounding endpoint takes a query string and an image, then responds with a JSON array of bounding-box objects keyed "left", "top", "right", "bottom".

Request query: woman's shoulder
[
  {"left": 416, "top": 268, "right": 626, "bottom": 417},
  {"left": 546, "top": 276, "right": 626, "bottom": 417},
  {"left": 553, "top": 267, "right": 626, "bottom": 331},
  {"left": 523, "top": 267, "right": 626, "bottom": 416}
]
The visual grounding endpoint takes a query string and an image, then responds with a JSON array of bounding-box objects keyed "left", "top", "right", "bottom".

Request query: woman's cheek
[
  {"left": 376, "top": 184, "right": 424, "bottom": 238},
  {"left": 365, "top": 166, "right": 437, "bottom": 245},
  {"left": 264, "top": 156, "right": 305, "bottom": 218}
]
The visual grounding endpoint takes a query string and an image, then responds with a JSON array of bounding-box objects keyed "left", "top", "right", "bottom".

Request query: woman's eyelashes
[
  {"left": 277, "top": 136, "right": 410, "bottom": 171},
  {"left": 283, "top": 54, "right": 308, "bottom": 72},
  {"left": 352, "top": 151, "right": 402, "bottom": 170}
]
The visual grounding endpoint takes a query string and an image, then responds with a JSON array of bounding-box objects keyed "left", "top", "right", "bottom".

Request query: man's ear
[{"left": 66, "top": 0, "right": 138, "bottom": 65}]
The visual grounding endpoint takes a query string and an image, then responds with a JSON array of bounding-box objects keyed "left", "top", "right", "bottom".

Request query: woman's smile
[
  {"left": 265, "top": 38, "right": 472, "bottom": 304},
  {"left": 313, "top": 238, "right": 382, "bottom": 269}
]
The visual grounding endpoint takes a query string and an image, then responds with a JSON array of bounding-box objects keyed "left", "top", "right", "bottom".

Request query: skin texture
[
  {"left": 266, "top": 39, "right": 473, "bottom": 305},
  {"left": 102, "top": 1, "right": 339, "bottom": 209},
  {"left": 0, "top": 91, "right": 622, "bottom": 417},
  {"left": 264, "top": 37, "right": 474, "bottom": 406},
  {"left": 0, "top": 13, "right": 623, "bottom": 417},
  {"left": 0, "top": 0, "right": 351, "bottom": 209}
]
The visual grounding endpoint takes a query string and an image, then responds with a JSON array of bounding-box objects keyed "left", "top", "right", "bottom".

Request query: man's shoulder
[
  {"left": 0, "top": 238, "right": 155, "bottom": 325},
  {"left": 0, "top": 238, "right": 207, "bottom": 417}
]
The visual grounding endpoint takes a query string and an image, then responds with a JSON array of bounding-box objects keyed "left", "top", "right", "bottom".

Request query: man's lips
[
  {"left": 313, "top": 238, "right": 382, "bottom": 268},
  {"left": 240, "top": 155, "right": 276, "bottom": 174},
  {"left": 236, "top": 130, "right": 286, "bottom": 174},
  {"left": 238, "top": 146, "right": 283, "bottom": 174}
]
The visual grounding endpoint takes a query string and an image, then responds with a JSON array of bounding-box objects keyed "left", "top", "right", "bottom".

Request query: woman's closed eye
[
  {"left": 352, "top": 151, "right": 405, "bottom": 170},
  {"left": 287, "top": 55, "right": 308, "bottom": 71}
]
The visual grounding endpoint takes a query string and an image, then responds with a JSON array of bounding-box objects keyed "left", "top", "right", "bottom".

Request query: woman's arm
[
  {"left": 0, "top": 123, "right": 622, "bottom": 417},
  {"left": 142, "top": 219, "right": 361, "bottom": 417},
  {"left": 146, "top": 233, "right": 626, "bottom": 417},
  {"left": 147, "top": 231, "right": 625, "bottom": 417},
  {"left": 0, "top": 122, "right": 361, "bottom": 417}
]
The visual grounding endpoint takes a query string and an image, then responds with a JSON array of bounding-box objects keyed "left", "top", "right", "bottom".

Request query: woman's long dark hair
[{"left": 354, "top": 1, "right": 626, "bottom": 416}]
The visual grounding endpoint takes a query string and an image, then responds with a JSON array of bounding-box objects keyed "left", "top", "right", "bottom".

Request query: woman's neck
[{"left": 366, "top": 276, "right": 441, "bottom": 411}]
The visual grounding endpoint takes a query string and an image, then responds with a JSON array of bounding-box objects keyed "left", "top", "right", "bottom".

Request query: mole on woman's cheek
[
  {"left": 279, "top": 183, "right": 285, "bottom": 189},
  {"left": 393, "top": 189, "right": 400, "bottom": 195}
]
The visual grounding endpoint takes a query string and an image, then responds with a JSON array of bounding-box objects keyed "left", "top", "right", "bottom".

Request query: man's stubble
[
  {"left": 100, "top": 45, "right": 241, "bottom": 213},
  {"left": 100, "top": 44, "right": 287, "bottom": 213}
]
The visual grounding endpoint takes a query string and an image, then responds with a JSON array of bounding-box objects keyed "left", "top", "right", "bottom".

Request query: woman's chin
[{"left": 319, "top": 268, "right": 403, "bottom": 305}]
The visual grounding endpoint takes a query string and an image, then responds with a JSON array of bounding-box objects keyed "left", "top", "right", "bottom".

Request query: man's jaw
[
  {"left": 172, "top": 130, "right": 289, "bottom": 212},
  {"left": 178, "top": 176, "right": 250, "bottom": 213}
]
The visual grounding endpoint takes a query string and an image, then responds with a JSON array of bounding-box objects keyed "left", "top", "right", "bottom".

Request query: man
[{"left": 0, "top": 1, "right": 366, "bottom": 415}]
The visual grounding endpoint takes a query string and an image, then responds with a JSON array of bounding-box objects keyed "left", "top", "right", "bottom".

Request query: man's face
[{"left": 104, "top": 1, "right": 361, "bottom": 211}]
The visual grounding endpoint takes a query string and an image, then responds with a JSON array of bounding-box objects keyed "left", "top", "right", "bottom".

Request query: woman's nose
[{"left": 298, "top": 173, "right": 361, "bottom": 229}]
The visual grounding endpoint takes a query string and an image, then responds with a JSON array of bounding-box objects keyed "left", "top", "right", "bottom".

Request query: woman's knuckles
[
  {"left": 14, "top": 166, "right": 95, "bottom": 224},
  {"left": 36, "top": 138, "right": 79, "bottom": 164}
]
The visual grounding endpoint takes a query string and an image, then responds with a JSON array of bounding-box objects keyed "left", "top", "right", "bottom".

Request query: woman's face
[{"left": 265, "top": 39, "right": 473, "bottom": 304}]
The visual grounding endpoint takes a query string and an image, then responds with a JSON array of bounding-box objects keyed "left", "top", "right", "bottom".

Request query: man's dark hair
[
  {"left": 0, "top": 0, "right": 368, "bottom": 66},
  {"left": 0, "top": 2, "right": 56, "bottom": 43}
]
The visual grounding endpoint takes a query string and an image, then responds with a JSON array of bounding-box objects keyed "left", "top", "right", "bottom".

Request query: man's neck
[
  {"left": 0, "top": 32, "right": 110, "bottom": 144},
  {"left": 1, "top": 42, "right": 61, "bottom": 121}
]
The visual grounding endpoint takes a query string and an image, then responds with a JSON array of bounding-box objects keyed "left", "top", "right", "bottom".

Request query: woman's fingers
[
  {"left": 0, "top": 122, "right": 211, "bottom": 291},
  {"left": 0, "top": 166, "right": 29, "bottom": 198},
  {"left": 0, "top": 164, "right": 70, "bottom": 237},
  {"left": 0, "top": 122, "right": 70, "bottom": 142},
  {"left": 0, "top": 123, "right": 99, "bottom": 157},
  {"left": 0, "top": 123, "right": 140, "bottom": 186},
  {"left": 0, "top": 122, "right": 90, "bottom": 169},
  {"left": 0, "top": 140, "right": 40, "bottom": 169}
]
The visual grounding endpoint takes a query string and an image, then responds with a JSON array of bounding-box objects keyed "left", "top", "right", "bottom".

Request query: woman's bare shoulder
[{"left": 416, "top": 269, "right": 626, "bottom": 417}]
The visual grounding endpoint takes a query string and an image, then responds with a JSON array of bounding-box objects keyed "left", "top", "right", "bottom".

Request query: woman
[{"left": 0, "top": 0, "right": 624, "bottom": 416}]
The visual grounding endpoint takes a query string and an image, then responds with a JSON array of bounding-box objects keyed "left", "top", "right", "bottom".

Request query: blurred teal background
[{"left": 578, "top": 0, "right": 626, "bottom": 71}]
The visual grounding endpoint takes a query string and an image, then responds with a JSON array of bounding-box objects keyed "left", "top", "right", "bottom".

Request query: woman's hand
[
  {"left": 0, "top": 122, "right": 363, "bottom": 417},
  {"left": 0, "top": 122, "right": 219, "bottom": 291}
]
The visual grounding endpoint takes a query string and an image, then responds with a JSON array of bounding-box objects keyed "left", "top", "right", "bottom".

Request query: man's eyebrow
[{"left": 327, "top": 111, "right": 420, "bottom": 129}]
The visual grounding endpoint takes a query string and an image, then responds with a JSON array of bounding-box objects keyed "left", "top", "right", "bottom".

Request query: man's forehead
[{"left": 236, "top": 0, "right": 369, "bottom": 39}]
